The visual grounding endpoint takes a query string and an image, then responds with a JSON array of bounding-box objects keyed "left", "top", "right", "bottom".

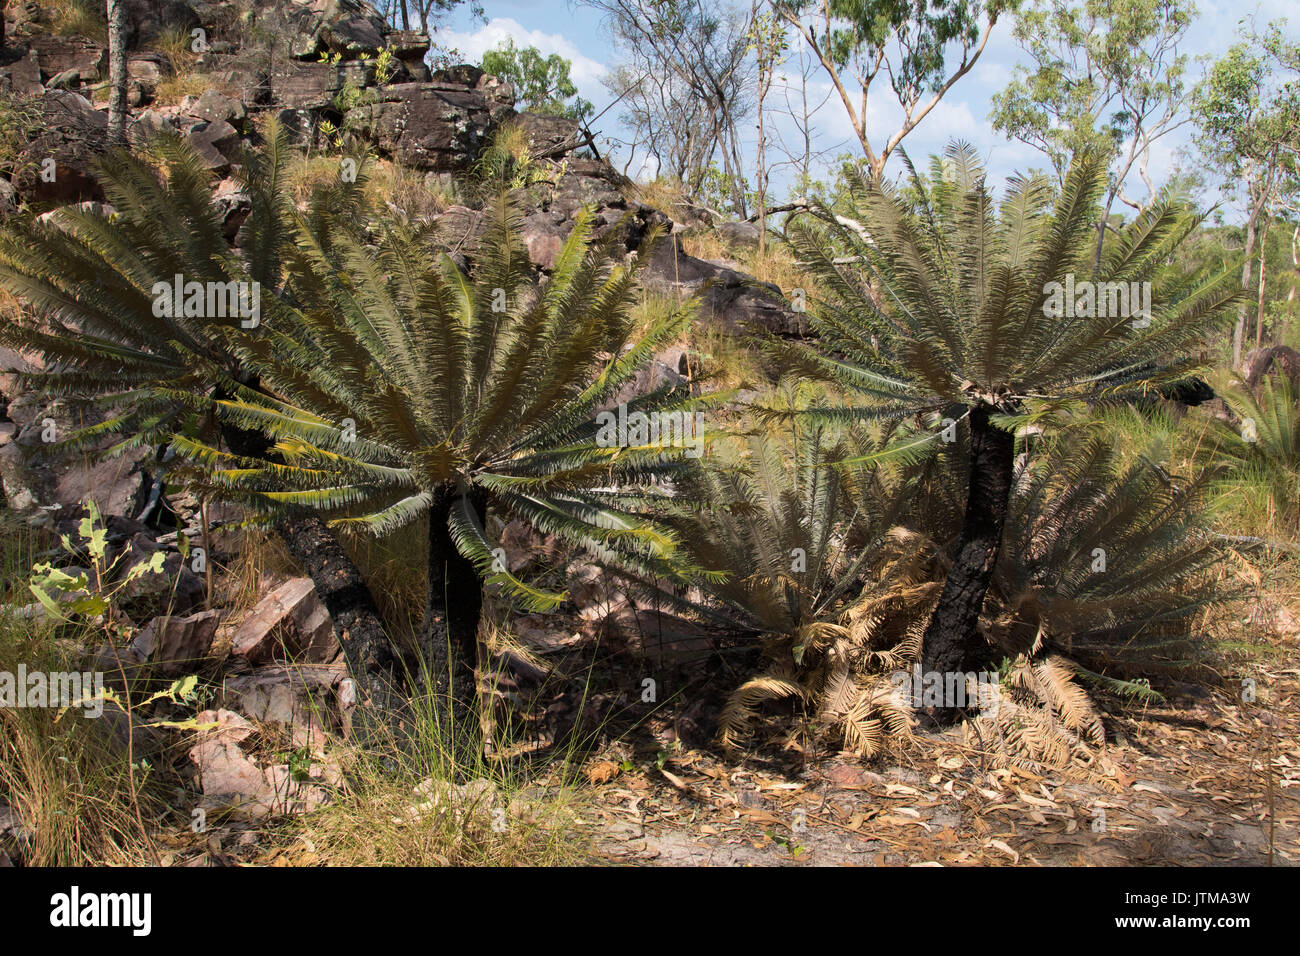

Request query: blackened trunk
[
  {"left": 215, "top": 379, "right": 404, "bottom": 736},
  {"left": 919, "top": 404, "right": 1015, "bottom": 720},
  {"left": 423, "top": 484, "right": 485, "bottom": 741},
  {"left": 276, "top": 513, "right": 406, "bottom": 741}
]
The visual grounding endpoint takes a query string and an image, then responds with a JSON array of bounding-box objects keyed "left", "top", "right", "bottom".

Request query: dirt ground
[{"left": 578, "top": 636, "right": 1298, "bottom": 867}]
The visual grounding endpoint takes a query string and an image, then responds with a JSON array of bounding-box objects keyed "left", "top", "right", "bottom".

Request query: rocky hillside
[{"left": 0, "top": 0, "right": 806, "bottom": 519}]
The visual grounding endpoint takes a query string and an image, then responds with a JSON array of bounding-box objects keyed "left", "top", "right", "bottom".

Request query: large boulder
[
  {"left": 126, "top": 51, "right": 171, "bottom": 103},
  {"left": 346, "top": 80, "right": 509, "bottom": 171},
  {"left": 116, "top": 543, "right": 206, "bottom": 616},
  {"left": 268, "top": 58, "right": 369, "bottom": 110},
  {"left": 252, "top": 0, "right": 391, "bottom": 61},
  {"left": 122, "top": 0, "right": 202, "bottom": 48},
  {"left": 0, "top": 398, "right": 148, "bottom": 516},
  {"left": 545, "top": 158, "right": 627, "bottom": 219},
  {"left": 26, "top": 35, "right": 106, "bottom": 84},
  {"left": 190, "top": 87, "right": 245, "bottom": 124},
  {"left": 640, "top": 235, "right": 808, "bottom": 336},
  {"left": 184, "top": 118, "right": 240, "bottom": 171},
  {"left": 430, "top": 64, "right": 515, "bottom": 108},
  {"left": 385, "top": 29, "right": 431, "bottom": 82},
  {"left": 0, "top": 48, "right": 44, "bottom": 96},
  {"left": 520, "top": 211, "right": 571, "bottom": 270},
  {"left": 14, "top": 91, "right": 108, "bottom": 204},
  {"left": 513, "top": 112, "right": 583, "bottom": 158},
  {"left": 716, "top": 220, "right": 762, "bottom": 250}
]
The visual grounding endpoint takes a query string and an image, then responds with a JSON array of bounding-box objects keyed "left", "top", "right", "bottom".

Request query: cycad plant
[
  {"left": 1201, "top": 376, "right": 1300, "bottom": 532},
  {"left": 988, "top": 431, "right": 1223, "bottom": 684},
  {"left": 176, "top": 195, "right": 709, "bottom": 727},
  {"left": 648, "top": 409, "right": 928, "bottom": 756},
  {"left": 777, "top": 141, "right": 1242, "bottom": 708},
  {"left": 0, "top": 130, "right": 293, "bottom": 457},
  {"left": 0, "top": 126, "right": 403, "bottom": 713},
  {"left": 844, "top": 427, "right": 1226, "bottom": 770}
]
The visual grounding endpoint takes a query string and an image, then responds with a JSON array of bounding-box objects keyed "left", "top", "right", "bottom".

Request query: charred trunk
[
  {"left": 423, "top": 484, "right": 485, "bottom": 745},
  {"left": 919, "top": 404, "right": 1015, "bottom": 722},
  {"left": 274, "top": 515, "right": 406, "bottom": 730}
]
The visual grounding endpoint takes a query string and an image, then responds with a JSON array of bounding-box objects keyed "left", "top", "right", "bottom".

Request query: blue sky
[{"left": 435, "top": 1, "right": 1297, "bottom": 221}]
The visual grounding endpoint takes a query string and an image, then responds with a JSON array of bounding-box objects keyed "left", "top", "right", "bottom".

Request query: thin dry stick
[
  {"left": 199, "top": 495, "right": 213, "bottom": 607},
  {"left": 1266, "top": 727, "right": 1276, "bottom": 866}
]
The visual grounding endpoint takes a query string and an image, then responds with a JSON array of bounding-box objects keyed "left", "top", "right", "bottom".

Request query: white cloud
[{"left": 436, "top": 17, "right": 608, "bottom": 95}]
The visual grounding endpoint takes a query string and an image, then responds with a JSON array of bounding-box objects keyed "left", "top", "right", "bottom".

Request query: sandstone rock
[
  {"left": 207, "top": 60, "right": 270, "bottom": 108},
  {"left": 122, "top": 0, "right": 201, "bottom": 48},
  {"left": 14, "top": 91, "right": 108, "bottom": 204},
  {"left": 213, "top": 176, "right": 251, "bottom": 240},
  {"left": 231, "top": 576, "right": 340, "bottom": 665},
  {"left": 546, "top": 158, "right": 627, "bottom": 219},
  {"left": 185, "top": 119, "right": 239, "bottom": 171},
  {"left": 347, "top": 81, "right": 504, "bottom": 171},
  {"left": 0, "top": 442, "right": 48, "bottom": 511},
  {"left": 0, "top": 49, "right": 43, "bottom": 96},
  {"left": 27, "top": 35, "right": 106, "bottom": 83},
  {"left": 192, "top": 88, "right": 245, "bottom": 124},
  {"left": 386, "top": 29, "right": 430, "bottom": 81},
  {"left": 273, "top": 0, "right": 389, "bottom": 61},
  {"left": 434, "top": 204, "right": 486, "bottom": 254},
  {"left": 88, "top": 640, "right": 147, "bottom": 693},
  {"left": 45, "top": 67, "right": 81, "bottom": 90},
  {"left": 514, "top": 112, "right": 583, "bottom": 158},
  {"left": 127, "top": 107, "right": 181, "bottom": 146},
  {"left": 117, "top": 547, "right": 205, "bottom": 615},
  {"left": 272, "top": 106, "right": 320, "bottom": 149},
  {"left": 716, "top": 220, "right": 762, "bottom": 250},
  {"left": 385, "top": 29, "right": 430, "bottom": 61},
  {"left": 130, "top": 608, "right": 222, "bottom": 675},
  {"left": 322, "top": 15, "right": 384, "bottom": 56},
  {"left": 219, "top": 663, "right": 347, "bottom": 736},
  {"left": 520, "top": 211, "right": 570, "bottom": 270},
  {"left": 641, "top": 235, "right": 807, "bottom": 336},
  {"left": 193, "top": 707, "right": 256, "bottom": 745},
  {"left": 126, "top": 51, "right": 169, "bottom": 91},
  {"left": 189, "top": 731, "right": 331, "bottom": 818},
  {"left": 51, "top": 448, "right": 149, "bottom": 520},
  {"left": 431, "top": 64, "right": 515, "bottom": 109},
  {"left": 613, "top": 350, "right": 689, "bottom": 406},
  {"left": 267, "top": 59, "right": 356, "bottom": 110}
]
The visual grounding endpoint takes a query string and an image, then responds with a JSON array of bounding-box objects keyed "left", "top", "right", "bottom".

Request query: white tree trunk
[{"left": 106, "top": 0, "right": 129, "bottom": 148}]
